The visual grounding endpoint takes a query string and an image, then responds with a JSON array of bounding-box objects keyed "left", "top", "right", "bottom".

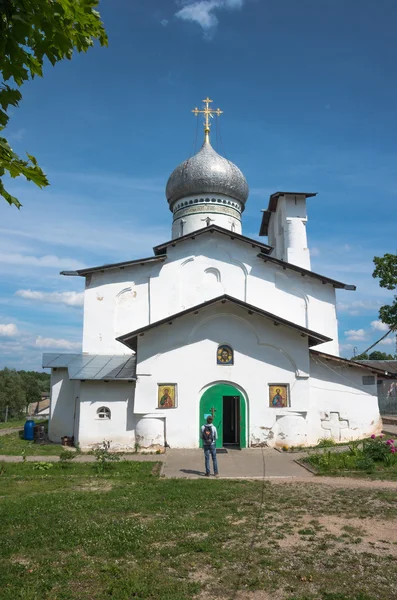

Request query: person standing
[{"left": 201, "top": 415, "right": 219, "bottom": 477}]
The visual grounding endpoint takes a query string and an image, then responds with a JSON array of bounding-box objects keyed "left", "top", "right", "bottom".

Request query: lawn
[
  {"left": 0, "top": 418, "right": 47, "bottom": 430},
  {"left": 1, "top": 461, "right": 397, "bottom": 600},
  {"left": 0, "top": 428, "right": 61, "bottom": 456}
]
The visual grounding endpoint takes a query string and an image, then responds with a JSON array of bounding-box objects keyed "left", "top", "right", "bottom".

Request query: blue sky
[{"left": 1, "top": 0, "right": 396, "bottom": 369}]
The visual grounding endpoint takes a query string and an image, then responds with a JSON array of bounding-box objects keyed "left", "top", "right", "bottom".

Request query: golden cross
[
  {"left": 210, "top": 406, "right": 217, "bottom": 418},
  {"left": 192, "top": 97, "right": 223, "bottom": 142}
]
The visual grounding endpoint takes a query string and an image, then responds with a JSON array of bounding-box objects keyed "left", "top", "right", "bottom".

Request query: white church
[{"left": 44, "top": 98, "right": 385, "bottom": 451}]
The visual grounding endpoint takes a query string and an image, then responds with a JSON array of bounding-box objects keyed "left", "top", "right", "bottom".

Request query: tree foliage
[
  {"left": 373, "top": 253, "right": 397, "bottom": 330},
  {"left": 0, "top": 368, "right": 50, "bottom": 419},
  {"left": 0, "top": 0, "right": 107, "bottom": 207},
  {"left": 354, "top": 351, "right": 396, "bottom": 361},
  {"left": 0, "top": 367, "right": 26, "bottom": 419}
]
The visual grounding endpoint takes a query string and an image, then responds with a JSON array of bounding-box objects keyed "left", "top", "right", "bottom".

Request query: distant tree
[
  {"left": 1, "top": 0, "right": 107, "bottom": 207},
  {"left": 373, "top": 253, "right": 397, "bottom": 331},
  {"left": 0, "top": 367, "right": 26, "bottom": 419},
  {"left": 354, "top": 351, "right": 396, "bottom": 361},
  {"left": 19, "top": 371, "right": 41, "bottom": 408}
]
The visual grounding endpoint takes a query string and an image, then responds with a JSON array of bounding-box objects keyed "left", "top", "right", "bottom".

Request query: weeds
[{"left": 94, "top": 440, "right": 120, "bottom": 474}]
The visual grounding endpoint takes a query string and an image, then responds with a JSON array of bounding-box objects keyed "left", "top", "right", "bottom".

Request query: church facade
[{"left": 44, "top": 99, "right": 385, "bottom": 450}]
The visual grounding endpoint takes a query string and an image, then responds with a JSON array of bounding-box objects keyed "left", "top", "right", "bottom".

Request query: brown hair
[{"left": 206, "top": 415, "right": 213, "bottom": 424}]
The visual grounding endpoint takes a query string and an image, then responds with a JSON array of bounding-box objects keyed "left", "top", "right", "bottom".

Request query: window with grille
[{"left": 97, "top": 406, "right": 111, "bottom": 419}]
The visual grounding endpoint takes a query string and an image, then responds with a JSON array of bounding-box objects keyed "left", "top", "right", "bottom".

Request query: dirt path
[
  {"left": 0, "top": 427, "right": 23, "bottom": 437},
  {"left": 271, "top": 475, "right": 397, "bottom": 488}
]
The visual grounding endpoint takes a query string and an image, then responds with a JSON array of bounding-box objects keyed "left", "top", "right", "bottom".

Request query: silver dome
[{"left": 166, "top": 139, "right": 249, "bottom": 207}]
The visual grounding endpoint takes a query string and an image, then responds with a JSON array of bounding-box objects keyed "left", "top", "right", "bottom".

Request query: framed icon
[
  {"left": 217, "top": 344, "right": 233, "bottom": 365},
  {"left": 269, "top": 384, "right": 289, "bottom": 408},
  {"left": 158, "top": 384, "right": 177, "bottom": 409}
]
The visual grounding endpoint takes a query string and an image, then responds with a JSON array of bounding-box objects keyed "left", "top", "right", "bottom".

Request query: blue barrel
[{"left": 24, "top": 419, "right": 35, "bottom": 441}]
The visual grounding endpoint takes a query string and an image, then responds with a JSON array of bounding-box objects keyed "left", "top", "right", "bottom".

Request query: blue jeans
[{"left": 204, "top": 443, "right": 218, "bottom": 475}]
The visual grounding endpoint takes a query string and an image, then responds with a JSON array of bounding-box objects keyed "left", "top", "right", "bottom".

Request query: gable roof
[
  {"left": 257, "top": 253, "right": 356, "bottom": 290},
  {"left": 42, "top": 353, "right": 137, "bottom": 381},
  {"left": 117, "top": 294, "right": 331, "bottom": 350},
  {"left": 259, "top": 191, "right": 317, "bottom": 237},
  {"left": 310, "top": 350, "right": 392, "bottom": 375},
  {"left": 153, "top": 225, "right": 273, "bottom": 256}
]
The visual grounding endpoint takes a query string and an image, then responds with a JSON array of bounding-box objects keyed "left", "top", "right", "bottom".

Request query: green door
[{"left": 199, "top": 384, "right": 246, "bottom": 448}]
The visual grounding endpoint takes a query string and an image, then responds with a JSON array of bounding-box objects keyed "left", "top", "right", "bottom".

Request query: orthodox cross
[
  {"left": 210, "top": 406, "right": 217, "bottom": 418},
  {"left": 192, "top": 97, "right": 223, "bottom": 142}
]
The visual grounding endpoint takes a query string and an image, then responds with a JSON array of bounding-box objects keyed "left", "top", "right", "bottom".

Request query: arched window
[
  {"left": 217, "top": 344, "right": 234, "bottom": 365},
  {"left": 97, "top": 406, "right": 111, "bottom": 420}
]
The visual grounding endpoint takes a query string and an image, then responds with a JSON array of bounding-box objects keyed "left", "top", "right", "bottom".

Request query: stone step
[{"left": 382, "top": 424, "right": 397, "bottom": 437}]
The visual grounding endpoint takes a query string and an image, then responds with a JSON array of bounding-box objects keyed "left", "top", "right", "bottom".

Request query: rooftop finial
[{"left": 192, "top": 97, "right": 223, "bottom": 143}]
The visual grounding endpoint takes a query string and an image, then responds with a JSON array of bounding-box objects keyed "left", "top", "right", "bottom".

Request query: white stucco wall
[
  {"left": 134, "top": 302, "right": 311, "bottom": 449},
  {"left": 308, "top": 355, "right": 382, "bottom": 443},
  {"left": 81, "top": 232, "right": 342, "bottom": 356},
  {"left": 77, "top": 381, "right": 136, "bottom": 450},
  {"left": 48, "top": 368, "right": 80, "bottom": 443}
]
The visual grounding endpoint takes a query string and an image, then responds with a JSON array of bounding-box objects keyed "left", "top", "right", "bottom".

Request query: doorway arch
[{"left": 199, "top": 384, "right": 247, "bottom": 448}]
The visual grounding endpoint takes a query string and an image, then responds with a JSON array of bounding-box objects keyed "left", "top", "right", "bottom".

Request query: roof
[
  {"left": 259, "top": 191, "right": 317, "bottom": 236},
  {"left": 257, "top": 252, "right": 356, "bottom": 290},
  {"left": 42, "top": 354, "right": 137, "bottom": 381},
  {"left": 117, "top": 294, "right": 331, "bottom": 350},
  {"left": 310, "top": 350, "right": 392, "bottom": 375},
  {"left": 153, "top": 225, "right": 273, "bottom": 256},
  {"left": 356, "top": 360, "right": 397, "bottom": 376},
  {"left": 61, "top": 255, "right": 166, "bottom": 277}
]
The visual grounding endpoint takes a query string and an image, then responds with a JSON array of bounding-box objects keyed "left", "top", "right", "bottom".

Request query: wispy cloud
[
  {"left": 0, "top": 252, "right": 86, "bottom": 270},
  {"left": 35, "top": 336, "right": 81, "bottom": 350},
  {"left": 9, "top": 128, "right": 27, "bottom": 142},
  {"left": 175, "top": 0, "right": 245, "bottom": 39},
  {"left": 15, "top": 290, "right": 84, "bottom": 308},
  {"left": 0, "top": 323, "right": 19, "bottom": 337},
  {"left": 379, "top": 336, "right": 395, "bottom": 346},
  {"left": 344, "top": 328, "right": 366, "bottom": 342},
  {"left": 337, "top": 300, "right": 383, "bottom": 316}
]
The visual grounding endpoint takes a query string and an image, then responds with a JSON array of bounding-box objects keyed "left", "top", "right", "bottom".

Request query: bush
[{"left": 94, "top": 440, "right": 120, "bottom": 474}]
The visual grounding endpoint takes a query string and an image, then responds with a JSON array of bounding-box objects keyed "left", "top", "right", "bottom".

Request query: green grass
[
  {"left": 305, "top": 448, "right": 397, "bottom": 480},
  {"left": 0, "top": 428, "right": 61, "bottom": 455},
  {"left": 0, "top": 417, "right": 48, "bottom": 430},
  {"left": 1, "top": 461, "right": 397, "bottom": 599}
]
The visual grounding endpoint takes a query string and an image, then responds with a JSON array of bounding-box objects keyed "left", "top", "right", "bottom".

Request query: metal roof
[
  {"left": 356, "top": 360, "right": 397, "bottom": 376},
  {"left": 117, "top": 294, "right": 331, "bottom": 350},
  {"left": 311, "top": 350, "right": 392, "bottom": 375},
  {"left": 42, "top": 354, "right": 136, "bottom": 381},
  {"left": 61, "top": 256, "right": 166, "bottom": 277},
  {"left": 153, "top": 225, "right": 273, "bottom": 256},
  {"left": 257, "top": 253, "right": 356, "bottom": 290}
]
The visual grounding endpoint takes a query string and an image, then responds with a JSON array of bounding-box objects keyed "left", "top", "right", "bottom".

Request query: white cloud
[
  {"left": 344, "top": 328, "right": 366, "bottom": 341},
  {"left": 35, "top": 336, "right": 81, "bottom": 350},
  {"left": 0, "top": 323, "right": 19, "bottom": 337},
  {"left": 15, "top": 289, "right": 84, "bottom": 308},
  {"left": 337, "top": 300, "right": 383, "bottom": 316},
  {"left": 0, "top": 253, "right": 85, "bottom": 270},
  {"left": 310, "top": 247, "right": 321, "bottom": 257},
  {"left": 379, "top": 335, "right": 396, "bottom": 346},
  {"left": 161, "top": 19, "right": 169, "bottom": 27},
  {"left": 370, "top": 320, "right": 390, "bottom": 332},
  {"left": 175, "top": 0, "right": 245, "bottom": 39},
  {"left": 9, "top": 128, "right": 27, "bottom": 142}
]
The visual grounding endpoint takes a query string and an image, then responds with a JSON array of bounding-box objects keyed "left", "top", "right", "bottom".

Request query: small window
[
  {"left": 362, "top": 376, "right": 375, "bottom": 386},
  {"left": 97, "top": 406, "right": 111, "bottom": 419}
]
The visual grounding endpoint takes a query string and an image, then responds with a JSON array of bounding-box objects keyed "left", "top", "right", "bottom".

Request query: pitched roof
[
  {"left": 117, "top": 294, "right": 331, "bottom": 350},
  {"left": 356, "top": 360, "right": 397, "bottom": 376},
  {"left": 257, "top": 253, "right": 356, "bottom": 290},
  {"left": 310, "top": 350, "right": 392, "bottom": 375},
  {"left": 42, "top": 354, "right": 136, "bottom": 381},
  {"left": 153, "top": 225, "right": 273, "bottom": 256},
  {"left": 259, "top": 191, "right": 317, "bottom": 236},
  {"left": 61, "top": 255, "right": 166, "bottom": 277}
]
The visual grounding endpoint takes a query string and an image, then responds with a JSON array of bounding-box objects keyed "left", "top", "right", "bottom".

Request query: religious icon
[
  {"left": 269, "top": 384, "right": 289, "bottom": 408},
  {"left": 158, "top": 384, "right": 177, "bottom": 409},
  {"left": 217, "top": 344, "right": 233, "bottom": 365}
]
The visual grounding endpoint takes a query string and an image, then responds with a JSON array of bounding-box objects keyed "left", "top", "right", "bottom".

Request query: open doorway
[{"left": 222, "top": 395, "right": 240, "bottom": 446}]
